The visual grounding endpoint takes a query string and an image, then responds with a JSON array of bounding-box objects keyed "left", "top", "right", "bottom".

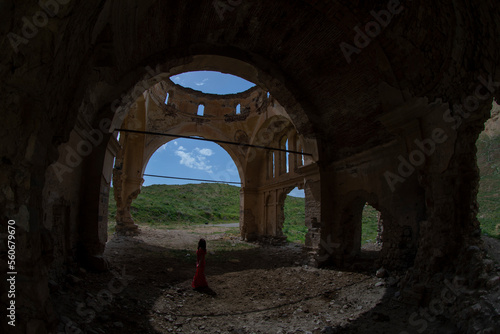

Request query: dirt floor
[{"left": 52, "top": 225, "right": 499, "bottom": 334}]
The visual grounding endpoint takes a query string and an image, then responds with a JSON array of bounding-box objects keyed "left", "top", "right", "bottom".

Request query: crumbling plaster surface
[{"left": 1, "top": 0, "right": 500, "bottom": 332}]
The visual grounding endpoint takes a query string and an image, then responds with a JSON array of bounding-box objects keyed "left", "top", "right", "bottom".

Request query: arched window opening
[
  {"left": 272, "top": 152, "right": 276, "bottom": 178},
  {"left": 197, "top": 104, "right": 205, "bottom": 116},
  {"left": 285, "top": 139, "right": 290, "bottom": 173},
  {"left": 236, "top": 104, "right": 241, "bottom": 115},
  {"left": 268, "top": 151, "right": 275, "bottom": 180},
  {"left": 165, "top": 92, "right": 170, "bottom": 105},
  {"left": 282, "top": 187, "right": 306, "bottom": 243},
  {"left": 267, "top": 92, "right": 270, "bottom": 98},
  {"left": 279, "top": 135, "right": 288, "bottom": 175}
]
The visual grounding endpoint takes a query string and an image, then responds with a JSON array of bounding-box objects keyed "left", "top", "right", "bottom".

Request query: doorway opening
[
  {"left": 282, "top": 187, "right": 306, "bottom": 243},
  {"left": 476, "top": 100, "right": 500, "bottom": 239},
  {"left": 360, "top": 203, "right": 383, "bottom": 257}
]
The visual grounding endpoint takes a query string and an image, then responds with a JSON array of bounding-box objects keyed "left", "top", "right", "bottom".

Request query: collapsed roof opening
[{"left": 170, "top": 71, "right": 256, "bottom": 95}]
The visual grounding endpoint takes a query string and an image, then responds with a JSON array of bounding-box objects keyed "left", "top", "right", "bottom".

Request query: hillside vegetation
[{"left": 109, "top": 183, "right": 240, "bottom": 225}]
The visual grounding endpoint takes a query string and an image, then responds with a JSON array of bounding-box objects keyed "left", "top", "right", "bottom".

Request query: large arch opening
[
  {"left": 109, "top": 137, "right": 242, "bottom": 234},
  {"left": 103, "top": 63, "right": 318, "bottom": 246}
]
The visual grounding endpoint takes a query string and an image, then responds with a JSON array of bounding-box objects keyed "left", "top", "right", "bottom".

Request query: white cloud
[
  {"left": 195, "top": 78, "right": 209, "bottom": 86},
  {"left": 171, "top": 76, "right": 186, "bottom": 86},
  {"left": 173, "top": 141, "right": 178, "bottom": 146},
  {"left": 159, "top": 143, "right": 168, "bottom": 151},
  {"left": 197, "top": 148, "right": 213, "bottom": 156},
  {"left": 175, "top": 147, "right": 213, "bottom": 173}
]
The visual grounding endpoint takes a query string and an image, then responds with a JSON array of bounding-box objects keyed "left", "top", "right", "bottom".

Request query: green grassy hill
[
  {"left": 283, "top": 196, "right": 307, "bottom": 242},
  {"left": 108, "top": 183, "right": 240, "bottom": 225}
]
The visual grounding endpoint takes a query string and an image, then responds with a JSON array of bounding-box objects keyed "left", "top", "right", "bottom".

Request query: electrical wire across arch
[
  {"left": 117, "top": 128, "right": 310, "bottom": 186},
  {"left": 114, "top": 128, "right": 312, "bottom": 156},
  {"left": 143, "top": 174, "right": 241, "bottom": 185}
]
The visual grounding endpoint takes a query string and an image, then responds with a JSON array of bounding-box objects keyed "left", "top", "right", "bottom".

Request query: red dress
[{"left": 191, "top": 248, "right": 208, "bottom": 288}]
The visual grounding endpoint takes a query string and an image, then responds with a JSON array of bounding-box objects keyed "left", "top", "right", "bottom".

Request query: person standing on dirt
[{"left": 192, "top": 238, "right": 209, "bottom": 289}]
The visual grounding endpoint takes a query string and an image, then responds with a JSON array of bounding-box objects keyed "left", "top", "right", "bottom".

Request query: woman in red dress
[{"left": 192, "top": 238, "right": 208, "bottom": 289}]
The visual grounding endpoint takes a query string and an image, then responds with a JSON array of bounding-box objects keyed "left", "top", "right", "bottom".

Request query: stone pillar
[
  {"left": 77, "top": 116, "right": 116, "bottom": 271},
  {"left": 376, "top": 211, "right": 383, "bottom": 245},
  {"left": 114, "top": 94, "right": 147, "bottom": 235},
  {"left": 296, "top": 137, "right": 304, "bottom": 168},
  {"left": 264, "top": 190, "right": 277, "bottom": 235},
  {"left": 276, "top": 189, "right": 289, "bottom": 237},
  {"left": 301, "top": 165, "right": 322, "bottom": 251},
  {"left": 240, "top": 187, "right": 260, "bottom": 241}
]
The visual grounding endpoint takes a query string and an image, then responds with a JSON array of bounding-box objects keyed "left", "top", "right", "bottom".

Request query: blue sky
[
  {"left": 143, "top": 71, "right": 305, "bottom": 198},
  {"left": 170, "top": 71, "right": 255, "bottom": 94}
]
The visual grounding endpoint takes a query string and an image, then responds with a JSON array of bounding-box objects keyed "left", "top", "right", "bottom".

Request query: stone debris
[
  {"left": 376, "top": 267, "right": 388, "bottom": 278},
  {"left": 486, "top": 276, "right": 500, "bottom": 288}
]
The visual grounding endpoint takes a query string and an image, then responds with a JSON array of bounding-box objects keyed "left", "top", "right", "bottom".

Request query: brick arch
[{"left": 110, "top": 72, "right": 320, "bottom": 240}]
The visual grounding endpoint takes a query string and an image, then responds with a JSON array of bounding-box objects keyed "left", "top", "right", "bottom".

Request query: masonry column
[
  {"left": 300, "top": 164, "right": 322, "bottom": 251},
  {"left": 115, "top": 94, "right": 147, "bottom": 235},
  {"left": 240, "top": 187, "right": 260, "bottom": 241}
]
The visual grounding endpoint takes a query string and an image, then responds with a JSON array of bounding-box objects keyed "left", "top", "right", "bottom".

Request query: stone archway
[{"left": 110, "top": 77, "right": 320, "bottom": 241}]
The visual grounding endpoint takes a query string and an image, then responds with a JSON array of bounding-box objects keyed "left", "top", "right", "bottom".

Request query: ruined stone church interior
[{"left": 1, "top": 0, "right": 500, "bottom": 333}]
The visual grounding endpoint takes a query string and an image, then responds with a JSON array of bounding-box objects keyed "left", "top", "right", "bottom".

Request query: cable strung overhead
[
  {"left": 115, "top": 128, "right": 312, "bottom": 156},
  {"left": 143, "top": 174, "right": 241, "bottom": 185}
]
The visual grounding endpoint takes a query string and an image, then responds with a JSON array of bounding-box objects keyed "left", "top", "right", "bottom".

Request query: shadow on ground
[{"left": 52, "top": 231, "right": 460, "bottom": 334}]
